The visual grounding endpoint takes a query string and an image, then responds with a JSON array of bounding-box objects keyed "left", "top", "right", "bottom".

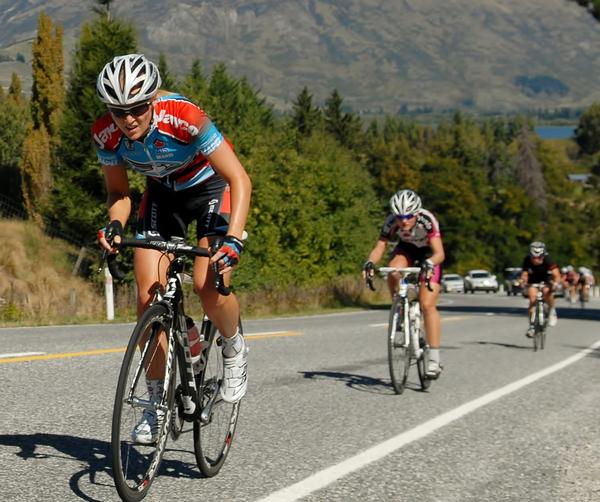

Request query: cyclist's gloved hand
[
  {"left": 423, "top": 258, "right": 435, "bottom": 273},
  {"left": 362, "top": 260, "right": 375, "bottom": 278},
  {"left": 97, "top": 220, "right": 123, "bottom": 252},
  {"left": 211, "top": 235, "right": 244, "bottom": 272}
]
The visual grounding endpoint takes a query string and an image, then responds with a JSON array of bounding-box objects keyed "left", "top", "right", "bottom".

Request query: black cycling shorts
[
  {"left": 390, "top": 241, "right": 443, "bottom": 283},
  {"left": 136, "top": 175, "right": 230, "bottom": 240}
]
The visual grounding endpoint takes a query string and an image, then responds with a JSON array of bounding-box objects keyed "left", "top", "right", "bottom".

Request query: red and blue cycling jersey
[{"left": 91, "top": 94, "right": 224, "bottom": 191}]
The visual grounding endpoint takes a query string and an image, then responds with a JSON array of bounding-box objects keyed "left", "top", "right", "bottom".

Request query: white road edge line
[
  {"left": 257, "top": 339, "right": 600, "bottom": 502},
  {"left": 0, "top": 352, "right": 46, "bottom": 358}
]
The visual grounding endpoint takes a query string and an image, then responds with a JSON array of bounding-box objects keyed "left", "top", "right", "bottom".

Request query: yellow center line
[
  {"left": 0, "top": 347, "right": 127, "bottom": 363},
  {"left": 0, "top": 330, "right": 302, "bottom": 364},
  {"left": 246, "top": 331, "right": 302, "bottom": 340}
]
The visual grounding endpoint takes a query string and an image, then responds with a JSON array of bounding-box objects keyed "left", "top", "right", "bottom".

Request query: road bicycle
[
  {"left": 105, "top": 237, "right": 241, "bottom": 502},
  {"left": 371, "top": 267, "right": 432, "bottom": 394},
  {"left": 529, "top": 282, "right": 548, "bottom": 352}
]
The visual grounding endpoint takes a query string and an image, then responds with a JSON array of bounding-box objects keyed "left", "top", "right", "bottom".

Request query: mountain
[{"left": 2, "top": 0, "right": 600, "bottom": 113}]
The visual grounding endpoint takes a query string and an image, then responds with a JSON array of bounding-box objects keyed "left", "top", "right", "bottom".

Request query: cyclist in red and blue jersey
[
  {"left": 362, "top": 189, "right": 446, "bottom": 378},
  {"left": 94, "top": 54, "right": 251, "bottom": 444}
]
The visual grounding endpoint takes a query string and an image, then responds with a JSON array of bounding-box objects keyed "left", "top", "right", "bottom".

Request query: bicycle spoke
[{"left": 112, "top": 304, "right": 175, "bottom": 501}]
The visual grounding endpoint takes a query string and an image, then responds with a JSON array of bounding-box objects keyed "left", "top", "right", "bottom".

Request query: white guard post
[{"left": 104, "top": 266, "right": 115, "bottom": 320}]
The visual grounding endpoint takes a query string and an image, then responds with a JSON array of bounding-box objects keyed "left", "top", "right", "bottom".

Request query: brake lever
[{"left": 366, "top": 276, "right": 376, "bottom": 291}]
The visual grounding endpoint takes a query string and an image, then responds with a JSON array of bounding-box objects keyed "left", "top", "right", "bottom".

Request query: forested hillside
[{"left": 1, "top": 7, "right": 600, "bottom": 324}]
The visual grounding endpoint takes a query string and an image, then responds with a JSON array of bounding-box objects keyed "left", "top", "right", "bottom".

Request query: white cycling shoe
[
  {"left": 220, "top": 345, "right": 248, "bottom": 403},
  {"left": 131, "top": 408, "right": 164, "bottom": 445},
  {"left": 425, "top": 359, "right": 442, "bottom": 379}
]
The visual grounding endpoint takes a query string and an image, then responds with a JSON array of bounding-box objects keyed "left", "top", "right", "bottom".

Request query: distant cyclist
[
  {"left": 565, "top": 265, "right": 579, "bottom": 304},
  {"left": 577, "top": 266, "right": 595, "bottom": 303},
  {"left": 362, "top": 189, "right": 445, "bottom": 378},
  {"left": 94, "top": 54, "right": 251, "bottom": 444},
  {"left": 520, "top": 241, "right": 562, "bottom": 338}
]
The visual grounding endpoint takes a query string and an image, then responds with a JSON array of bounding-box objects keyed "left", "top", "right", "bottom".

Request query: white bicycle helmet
[
  {"left": 390, "top": 189, "right": 422, "bottom": 216},
  {"left": 529, "top": 241, "right": 546, "bottom": 258},
  {"left": 96, "top": 54, "right": 161, "bottom": 107}
]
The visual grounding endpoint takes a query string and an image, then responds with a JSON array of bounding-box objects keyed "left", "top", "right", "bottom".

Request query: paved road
[{"left": 1, "top": 293, "right": 599, "bottom": 501}]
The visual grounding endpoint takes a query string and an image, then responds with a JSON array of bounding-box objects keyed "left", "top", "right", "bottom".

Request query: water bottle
[{"left": 185, "top": 316, "right": 202, "bottom": 363}]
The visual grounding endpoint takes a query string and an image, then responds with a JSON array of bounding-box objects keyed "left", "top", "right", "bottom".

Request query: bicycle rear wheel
[
  {"left": 193, "top": 320, "right": 241, "bottom": 477},
  {"left": 388, "top": 296, "right": 410, "bottom": 394},
  {"left": 111, "top": 303, "right": 176, "bottom": 502}
]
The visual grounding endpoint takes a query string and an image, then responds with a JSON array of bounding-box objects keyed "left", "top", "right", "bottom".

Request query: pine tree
[
  {"left": 324, "top": 89, "right": 361, "bottom": 149},
  {"left": 158, "top": 52, "right": 177, "bottom": 91},
  {"left": 291, "top": 86, "right": 322, "bottom": 136},
  {"left": 180, "top": 59, "right": 208, "bottom": 104},
  {"left": 52, "top": 12, "right": 137, "bottom": 239}
]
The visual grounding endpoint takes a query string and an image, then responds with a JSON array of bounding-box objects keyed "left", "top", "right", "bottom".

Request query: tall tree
[
  {"left": 30, "top": 12, "right": 64, "bottom": 142},
  {"left": 20, "top": 125, "right": 51, "bottom": 224},
  {"left": 291, "top": 86, "right": 322, "bottom": 136},
  {"left": 180, "top": 59, "right": 208, "bottom": 103},
  {"left": 22, "top": 12, "right": 64, "bottom": 222},
  {"left": 574, "top": 102, "right": 600, "bottom": 155},
  {"left": 324, "top": 89, "right": 361, "bottom": 149},
  {"left": 0, "top": 74, "right": 30, "bottom": 204},
  {"left": 158, "top": 52, "right": 177, "bottom": 91},
  {"left": 52, "top": 11, "right": 137, "bottom": 239},
  {"left": 513, "top": 127, "right": 547, "bottom": 214}
]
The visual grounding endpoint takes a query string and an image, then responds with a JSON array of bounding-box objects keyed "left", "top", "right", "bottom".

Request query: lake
[{"left": 534, "top": 125, "right": 576, "bottom": 139}]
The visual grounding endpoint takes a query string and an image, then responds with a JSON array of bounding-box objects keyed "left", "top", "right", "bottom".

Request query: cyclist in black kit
[{"left": 520, "top": 241, "right": 563, "bottom": 338}]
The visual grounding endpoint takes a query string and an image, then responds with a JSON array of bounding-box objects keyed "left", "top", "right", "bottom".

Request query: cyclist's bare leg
[
  {"left": 527, "top": 285, "right": 537, "bottom": 320},
  {"left": 134, "top": 247, "right": 170, "bottom": 380},
  {"left": 543, "top": 286, "right": 554, "bottom": 309},
  {"left": 419, "top": 281, "right": 441, "bottom": 348},
  {"left": 386, "top": 254, "right": 409, "bottom": 297},
  {"left": 193, "top": 236, "right": 240, "bottom": 339}
]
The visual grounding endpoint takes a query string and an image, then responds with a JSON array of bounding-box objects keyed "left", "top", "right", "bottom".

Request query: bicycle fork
[{"left": 409, "top": 301, "right": 423, "bottom": 359}]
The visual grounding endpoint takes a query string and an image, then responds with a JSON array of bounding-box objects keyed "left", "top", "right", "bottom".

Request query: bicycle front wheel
[
  {"left": 111, "top": 303, "right": 176, "bottom": 502},
  {"left": 388, "top": 296, "right": 410, "bottom": 394},
  {"left": 193, "top": 320, "right": 242, "bottom": 477},
  {"left": 416, "top": 335, "right": 432, "bottom": 391}
]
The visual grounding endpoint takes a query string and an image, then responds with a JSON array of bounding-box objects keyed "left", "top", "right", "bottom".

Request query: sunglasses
[
  {"left": 396, "top": 214, "right": 415, "bottom": 221},
  {"left": 109, "top": 102, "right": 151, "bottom": 118}
]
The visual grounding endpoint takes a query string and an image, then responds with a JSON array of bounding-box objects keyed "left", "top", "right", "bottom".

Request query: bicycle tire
[
  {"left": 387, "top": 296, "right": 410, "bottom": 394},
  {"left": 111, "top": 303, "right": 176, "bottom": 501},
  {"left": 193, "top": 320, "right": 242, "bottom": 477},
  {"left": 533, "top": 301, "right": 543, "bottom": 352},
  {"left": 417, "top": 335, "right": 432, "bottom": 390}
]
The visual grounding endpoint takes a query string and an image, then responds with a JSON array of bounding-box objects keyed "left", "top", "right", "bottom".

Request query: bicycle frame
[{"left": 528, "top": 282, "right": 548, "bottom": 351}]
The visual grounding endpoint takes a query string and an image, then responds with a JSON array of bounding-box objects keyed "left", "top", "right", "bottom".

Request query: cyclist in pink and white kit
[{"left": 363, "top": 189, "right": 445, "bottom": 378}]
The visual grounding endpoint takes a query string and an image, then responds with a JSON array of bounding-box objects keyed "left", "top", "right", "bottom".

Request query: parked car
[
  {"left": 441, "top": 273, "right": 464, "bottom": 293},
  {"left": 463, "top": 269, "right": 499, "bottom": 293},
  {"left": 504, "top": 267, "right": 523, "bottom": 296}
]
